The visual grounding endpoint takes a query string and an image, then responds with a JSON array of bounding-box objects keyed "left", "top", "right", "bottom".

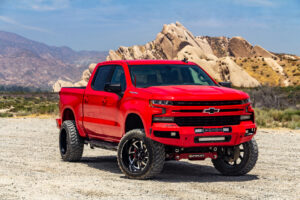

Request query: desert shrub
[
  {"left": 0, "top": 113, "right": 13, "bottom": 117},
  {"left": 255, "top": 108, "right": 300, "bottom": 129}
]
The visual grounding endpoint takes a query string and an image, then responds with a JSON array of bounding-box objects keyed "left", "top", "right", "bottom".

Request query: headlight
[
  {"left": 240, "top": 115, "right": 251, "bottom": 121},
  {"left": 150, "top": 100, "right": 173, "bottom": 106},
  {"left": 241, "top": 98, "right": 250, "bottom": 104},
  {"left": 152, "top": 116, "right": 174, "bottom": 122}
]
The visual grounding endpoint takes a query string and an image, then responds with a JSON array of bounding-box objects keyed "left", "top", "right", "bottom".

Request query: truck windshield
[{"left": 129, "top": 64, "right": 217, "bottom": 88}]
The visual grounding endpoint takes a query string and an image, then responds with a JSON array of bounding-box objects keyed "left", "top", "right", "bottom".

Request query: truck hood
[{"left": 139, "top": 85, "right": 248, "bottom": 101}]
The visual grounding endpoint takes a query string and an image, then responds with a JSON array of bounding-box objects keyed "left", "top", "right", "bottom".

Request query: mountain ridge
[{"left": 0, "top": 30, "right": 107, "bottom": 89}]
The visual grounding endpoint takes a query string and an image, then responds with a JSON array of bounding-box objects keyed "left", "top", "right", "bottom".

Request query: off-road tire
[
  {"left": 59, "top": 120, "right": 84, "bottom": 162},
  {"left": 212, "top": 138, "right": 258, "bottom": 176},
  {"left": 117, "top": 129, "right": 165, "bottom": 179}
]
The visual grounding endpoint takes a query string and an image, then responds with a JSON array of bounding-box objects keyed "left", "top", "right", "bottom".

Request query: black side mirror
[
  {"left": 104, "top": 83, "right": 122, "bottom": 93},
  {"left": 218, "top": 82, "right": 232, "bottom": 88}
]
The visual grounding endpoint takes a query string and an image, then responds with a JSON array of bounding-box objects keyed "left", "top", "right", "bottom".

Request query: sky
[{"left": 0, "top": 0, "right": 299, "bottom": 55}]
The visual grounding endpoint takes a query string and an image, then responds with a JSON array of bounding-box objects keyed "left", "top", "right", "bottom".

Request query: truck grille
[
  {"left": 174, "top": 116, "right": 240, "bottom": 126},
  {"left": 173, "top": 100, "right": 243, "bottom": 106}
]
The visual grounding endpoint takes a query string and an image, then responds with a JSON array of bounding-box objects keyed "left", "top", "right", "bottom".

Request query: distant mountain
[{"left": 0, "top": 31, "right": 107, "bottom": 89}]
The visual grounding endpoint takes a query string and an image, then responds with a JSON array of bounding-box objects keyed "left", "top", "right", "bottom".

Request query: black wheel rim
[
  {"left": 220, "top": 143, "right": 246, "bottom": 166},
  {"left": 60, "top": 130, "right": 67, "bottom": 155},
  {"left": 122, "top": 138, "right": 149, "bottom": 173}
]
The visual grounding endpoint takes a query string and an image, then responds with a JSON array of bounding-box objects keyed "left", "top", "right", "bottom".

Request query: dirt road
[{"left": 0, "top": 118, "right": 299, "bottom": 200}]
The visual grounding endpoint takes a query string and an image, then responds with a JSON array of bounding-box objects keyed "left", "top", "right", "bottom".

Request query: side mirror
[
  {"left": 218, "top": 82, "right": 232, "bottom": 88},
  {"left": 104, "top": 83, "right": 122, "bottom": 93}
]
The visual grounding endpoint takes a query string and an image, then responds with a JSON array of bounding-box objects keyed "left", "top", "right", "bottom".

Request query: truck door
[
  {"left": 99, "top": 65, "right": 126, "bottom": 139},
  {"left": 83, "top": 65, "right": 114, "bottom": 140}
]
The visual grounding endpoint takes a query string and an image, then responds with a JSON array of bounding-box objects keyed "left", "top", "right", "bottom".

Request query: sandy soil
[{"left": 0, "top": 118, "right": 299, "bottom": 200}]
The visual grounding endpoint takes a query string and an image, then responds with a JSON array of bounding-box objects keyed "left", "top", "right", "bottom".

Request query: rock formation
[
  {"left": 106, "top": 22, "right": 260, "bottom": 87},
  {"left": 53, "top": 21, "right": 300, "bottom": 91}
]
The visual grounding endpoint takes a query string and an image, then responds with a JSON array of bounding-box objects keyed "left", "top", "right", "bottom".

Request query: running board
[{"left": 88, "top": 139, "right": 118, "bottom": 151}]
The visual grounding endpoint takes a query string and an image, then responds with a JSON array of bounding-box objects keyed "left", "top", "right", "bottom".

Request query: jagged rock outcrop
[
  {"left": 200, "top": 36, "right": 230, "bottom": 57},
  {"left": 106, "top": 22, "right": 261, "bottom": 87},
  {"left": 106, "top": 22, "right": 217, "bottom": 61}
]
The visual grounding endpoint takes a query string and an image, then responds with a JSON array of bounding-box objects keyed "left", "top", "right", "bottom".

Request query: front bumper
[{"left": 149, "top": 121, "right": 256, "bottom": 147}]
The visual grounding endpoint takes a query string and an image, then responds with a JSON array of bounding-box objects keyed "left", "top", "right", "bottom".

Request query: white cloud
[{"left": 0, "top": 16, "right": 49, "bottom": 32}]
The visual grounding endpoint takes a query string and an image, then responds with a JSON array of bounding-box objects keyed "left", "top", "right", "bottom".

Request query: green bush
[{"left": 255, "top": 108, "right": 300, "bottom": 129}]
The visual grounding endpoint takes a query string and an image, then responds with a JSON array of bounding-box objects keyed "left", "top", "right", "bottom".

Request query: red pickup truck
[{"left": 57, "top": 60, "right": 258, "bottom": 179}]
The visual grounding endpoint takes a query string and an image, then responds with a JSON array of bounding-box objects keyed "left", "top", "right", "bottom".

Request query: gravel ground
[{"left": 0, "top": 118, "right": 299, "bottom": 200}]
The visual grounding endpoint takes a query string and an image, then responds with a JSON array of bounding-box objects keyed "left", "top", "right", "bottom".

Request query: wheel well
[
  {"left": 125, "top": 113, "right": 144, "bottom": 133},
  {"left": 62, "top": 108, "right": 75, "bottom": 122}
]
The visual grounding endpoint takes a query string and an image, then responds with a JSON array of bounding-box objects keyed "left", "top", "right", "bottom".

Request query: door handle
[
  {"left": 84, "top": 97, "right": 88, "bottom": 103},
  {"left": 102, "top": 98, "right": 107, "bottom": 104}
]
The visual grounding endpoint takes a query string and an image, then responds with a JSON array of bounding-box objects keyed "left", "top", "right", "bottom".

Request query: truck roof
[{"left": 99, "top": 60, "right": 196, "bottom": 66}]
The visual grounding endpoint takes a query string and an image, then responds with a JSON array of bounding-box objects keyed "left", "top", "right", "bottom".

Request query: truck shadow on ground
[{"left": 81, "top": 155, "right": 259, "bottom": 183}]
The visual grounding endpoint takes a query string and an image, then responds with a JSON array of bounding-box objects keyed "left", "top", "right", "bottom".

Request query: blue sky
[{"left": 0, "top": 0, "right": 299, "bottom": 55}]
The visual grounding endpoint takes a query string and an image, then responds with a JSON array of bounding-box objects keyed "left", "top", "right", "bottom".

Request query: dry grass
[
  {"left": 235, "top": 57, "right": 285, "bottom": 86},
  {"left": 279, "top": 59, "right": 300, "bottom": 85}
]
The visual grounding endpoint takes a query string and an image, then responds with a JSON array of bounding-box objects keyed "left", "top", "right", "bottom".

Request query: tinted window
[
  {"left": 110, "top": 66, "right": 126, "bottom": 91},
  {"left": 129, "top": 64, "right": 216, "bottom": 88},
  {"left": 92, "top": 65, "right": 114, "bottom": 91}
]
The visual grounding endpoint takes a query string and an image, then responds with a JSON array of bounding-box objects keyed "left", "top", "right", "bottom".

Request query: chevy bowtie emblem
[{"left": 203, "top": 107, "right": 220, "bottom": 114}]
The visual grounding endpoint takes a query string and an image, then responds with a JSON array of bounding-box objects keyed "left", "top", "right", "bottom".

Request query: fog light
[
  {"left": 170, "top": 132, "right": 177, "bottom": 137},
  {"left": 223, "top": 127, "right": 230, "bottom": 132},
  {"left": 245, "top": 128, "right": 255, "bottom": 136},
  {"left": 195, "top": 128, "right": 204, "bottom": 133}
]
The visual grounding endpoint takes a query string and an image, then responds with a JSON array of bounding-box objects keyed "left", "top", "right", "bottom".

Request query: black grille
[
  {"left": 173, "top": 100, "right": 243, "bottom": 106},
  {"left": 174, "top": 116, "right": 240, "bottom": 126}
]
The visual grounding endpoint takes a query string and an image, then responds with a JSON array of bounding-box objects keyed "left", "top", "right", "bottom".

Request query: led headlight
[
  {"left": 152, "top": 116, "right": 174, "bottom": 122},
  {"left": 240, "top": 115, "right": 251, "bottom": 121},
  {"left": 241, "top": 98, "right": 250, "bottom": 104},
  {"left": 150, "top": 100, "right": 173, "bottom": 106}
]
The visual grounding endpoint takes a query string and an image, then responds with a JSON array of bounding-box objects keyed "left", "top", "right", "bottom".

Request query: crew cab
[{"left": 57, "top": 60, "right": 258, "bottom": 179}]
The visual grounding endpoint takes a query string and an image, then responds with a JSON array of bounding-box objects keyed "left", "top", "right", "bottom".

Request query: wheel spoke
[
  {"left": 141, "top": 161, "right": 147, "bottom": 166},
  {"left": 140, "top": 141, "right": 144, "bottom": 150},
  {"left": 133, "top": 143, "right": 139, "bottom": 150}
]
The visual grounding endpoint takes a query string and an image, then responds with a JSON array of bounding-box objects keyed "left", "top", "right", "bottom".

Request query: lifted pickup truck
[{"left": 57, "top": 60, "right": 258, "bottom": 179}]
